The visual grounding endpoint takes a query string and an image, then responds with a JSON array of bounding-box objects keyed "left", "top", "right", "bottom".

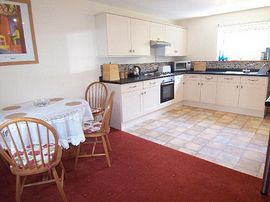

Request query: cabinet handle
[
  {"left": 144, "top": 91, "right": 146, "bottom": 95},
  {"left": 150, "top": 82, "right": 156, "bottom": 85},
  {"left": 248, "top": 79, "right": 258, "bottom": 82},
  {"left": 224, "top": 78, "right": 233, "bottom": 80},
  {"left": 201, "top": 83, "right": 203, "bottom": 86},
  {"left": 241, "top": 86, "right": 243, "bottom": 88},
  {"left": 174, "top": 50, "right": 178, "bottom": 53},
  {"left": 236, "top": 85, "right": 239, "bottom": 88},
  {"left": 129, "top": 85, "right": 137, "bottom": 88},
  {"left": 129, "top": 50, "right": 132, "bottom": 53},
  {"left": 157, "top": 38, "right": 160, "bottom": 40},
  {"left": 133, "top": 50, "right": 135, "bottom": 53},
  {"left": 198, "top": 82, "right": 200, "bottom": 85},
  {"left": 205, "top": 77, "right": 213, "bottom": 80}
]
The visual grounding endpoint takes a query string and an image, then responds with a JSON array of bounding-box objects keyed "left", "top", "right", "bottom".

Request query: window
[{"left": 217, "top": 22, "right": 270, "bottom": 60}]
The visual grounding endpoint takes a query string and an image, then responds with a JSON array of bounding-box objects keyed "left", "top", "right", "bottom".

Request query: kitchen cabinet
[
  {"left": 149, "top": 22, "right": 166, "bottom": 41},
  {"left": 216, "top": 76, "right": 240, "bottom": 107},
  {"left": 174, "top": 75, "right": 184, "bottom": 103},
  {"left": 131, "top": 18, "right": 150, "bottom": 56},
  {"left": 122, "top": 90, "right": 143, "bottom": 121},
  {"left": 184, "top": 75, "right": 201, "bottom": 102},
  {"left": 183, "top": 75, "right": 217, "bottom": 104},
  {"left": 95, "top": 13, "right": 150, "bottom": 56},
  {"left": 238, "top": 77, "right": 268, "bottom": 110},
  {"left": 200, "top": 75, "right": 217, "bottom": 104},
  {"left": 143, "top": 86, "right": 160, "bottom": 113}
]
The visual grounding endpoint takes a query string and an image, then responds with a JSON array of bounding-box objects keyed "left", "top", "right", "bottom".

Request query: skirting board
[{"left": 182, "top": 101, "right": 266, "bottom": 118}]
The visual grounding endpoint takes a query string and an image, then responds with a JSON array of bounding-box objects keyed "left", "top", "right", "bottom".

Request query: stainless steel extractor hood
[{"left": 150, "top": 40, "right": 171, "bottom": 48}]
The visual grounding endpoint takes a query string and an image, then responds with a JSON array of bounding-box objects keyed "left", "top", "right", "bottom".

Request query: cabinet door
[
  {"left": 184, "top": 80, "right": 201, "bottom": 102},
  {"left": 179, "top": 28, "right": 187, "bottom": 56},
  {"left": 200, "top": 81, "right": 217, "bottom": 104},
  {"left": 216, "top": 83, "right": 239, "bottom": 107},
  {"left": 174, "top": 75, "right": 184, "bottom": 103},
  {"left": 149, "top": 22, "right": 165, "bottom": 41},
  {"left": 239, "top": 84, "right": 267, "bottom": 110},
  {"left": 143, "top": 86, "right": 160, "bottom": 113},
  {"left": 131, "top": 19, "right": 150, "bottom": 56},
  {"left": 122, "top": 90, "right": 142, "bottom": 121},
  {"left": 107, "top": 14, "right": 132, "bottom": 56},
  {"left": 164, "top": 25, "right": 177, "bottom": 56}
]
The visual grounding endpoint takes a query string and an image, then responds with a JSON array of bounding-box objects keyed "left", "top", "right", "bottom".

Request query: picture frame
[{"left": 0, "top": 0, "right": 38, "bottom": 66}]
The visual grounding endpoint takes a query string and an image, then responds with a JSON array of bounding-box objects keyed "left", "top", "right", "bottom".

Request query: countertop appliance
[
  {"left": 129, "top": 65, "right": 141, "bottom": 76},
  {"left": 160, "top": 76, "right": 174, "bottom": 103},
  {"left": 158, "top": 65, "right": 172, "bottom": 74},
  {"left": 174, "top": 61, "right": 191, "bottom": 72}
]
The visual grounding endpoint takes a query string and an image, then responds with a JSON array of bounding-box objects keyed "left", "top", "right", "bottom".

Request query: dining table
[{"left": 0, "top": 98, "right": 93, "bottom": 149}]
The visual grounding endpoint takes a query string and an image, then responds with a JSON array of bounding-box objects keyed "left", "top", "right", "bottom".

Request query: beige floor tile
[
  {"left": 215, "top": 152, "right": 240, "bottom": 167},
  {"left": 168, "top": 137, "right": 188, "bottom": 147},
  {"left": 184, "top": 142, "right": 203, "bottom": 152},
  {"left": 145, "top": 131, "right": 162, "bottom": 138},
  {"left": 223, "top": 145, "right": 244, "bottom": 156},
  {"left": 156, "top": 134, "right": 175, "bottom": 142},
  {"left": 242, "top": 150, "right": 266, "bottom": 163},
  {"left": 236, "top": 158, "right": 262, "bottom": 172},
  {"left": 125, "top": 105, "right": 269, "bottom": 178}
]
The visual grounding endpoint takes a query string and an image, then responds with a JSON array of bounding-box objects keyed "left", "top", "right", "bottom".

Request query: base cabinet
[
  {"left": 216, "top": 83, "right": 239, "bottom": 107},
  {"left": 122, "top": 90, "right": 143, "bottom": 121},
  {"left": 174, "top": 75, "right": 184, "bottom": 103},
  {"left": 143, "top": 86, "right": 160, "bottom": 113}
]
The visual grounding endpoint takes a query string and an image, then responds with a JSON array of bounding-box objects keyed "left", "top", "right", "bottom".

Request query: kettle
[{"left": 132, "top": 65, "right": 141, "bottom": 76}]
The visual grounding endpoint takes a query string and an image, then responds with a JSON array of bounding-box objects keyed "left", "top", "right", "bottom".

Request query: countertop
[{"left": 100, "top": 69, "right": 270, "bottom": 85}]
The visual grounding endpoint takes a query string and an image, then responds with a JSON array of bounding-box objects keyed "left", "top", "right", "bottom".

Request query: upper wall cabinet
[
  {"left": 149, "top": 22, "right": 166, "bottom": 41},
  {"left": 156, "top": 25, "right": 187, "bottom": 57},
  {"left": 95, "top": 13, "right": 150, "bottom": 57}
]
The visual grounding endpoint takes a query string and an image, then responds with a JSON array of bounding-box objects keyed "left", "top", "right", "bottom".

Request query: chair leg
[
  {"left": 105, "top": 134, "right": 112, "bottom": 151},
  {"left": 74, "top": 144, "right": 81, "bottom": 170},
  {"left": 52, "top": 167, "right": 67, "bottom": 202},
  {"left": 91, "top": 138, "right": 97, "bottom": 155},
  {"left": 101, "top": 135, "right": 111, "bottom": 167},
  {"left": 59, "top": 161, "right": 66, "bottom": 188},
  {"left": 20, "top": 176, "right": 27, "bottom": 196},
  {"left": 16, "top": 175, "right": 21, "bottom": 202}
]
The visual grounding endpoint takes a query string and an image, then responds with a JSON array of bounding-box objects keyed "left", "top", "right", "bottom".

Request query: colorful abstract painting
[{"left": 0, "top": 3, "right": 27, "bottom": 54}]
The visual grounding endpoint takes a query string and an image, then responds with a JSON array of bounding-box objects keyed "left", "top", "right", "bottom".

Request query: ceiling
[{"left": 89, "top": 0, "right": 270, "bottom": 20}]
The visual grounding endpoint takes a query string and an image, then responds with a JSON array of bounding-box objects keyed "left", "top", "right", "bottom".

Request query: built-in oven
[{"left": 160, "top": 76, "right": 174, "bottom": 103}]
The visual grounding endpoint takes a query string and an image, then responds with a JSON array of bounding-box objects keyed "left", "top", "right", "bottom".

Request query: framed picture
[{"left": 0, "top": 0, "right": 38, "bottom": 66}]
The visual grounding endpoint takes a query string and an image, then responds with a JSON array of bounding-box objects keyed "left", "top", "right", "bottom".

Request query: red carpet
[{"left": 0, "top": 129, "right": 269, "bottom": 202}]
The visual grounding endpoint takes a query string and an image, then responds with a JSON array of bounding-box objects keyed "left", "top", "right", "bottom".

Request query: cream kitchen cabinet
[
  {"left": 184, "top": 75, "right": 201, "bottom": 102},
  {"left": 200, "top": 75, "right": 217, "bottom": 104},
  {"left": 216, "top": 76, "right": 240, "bottom": 107},
  {"left": 238, "top": 77, "right": 268, "bottom": 110},
  {"left": 156, "top": 25, "right": 187, "bottom": 56},
  {"left": 174, "top": 75, "right": 184, "bottom": 103},
  {"left": 183, "top": 74, "right": 216, "bottom": 104},
  {"left": 95, "top": 13, "right": 150, "bottom": 56},
  {"left": 149, "top": 22, "right": 166, "bottom": 41},
  {"left": 122, "top": 90, "right": 143, "bottom": 121}
]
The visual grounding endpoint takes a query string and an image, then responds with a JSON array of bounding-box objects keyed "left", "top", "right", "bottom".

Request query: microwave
[{"left": 174, "top": 61, "right": 191, "bottom": 72}]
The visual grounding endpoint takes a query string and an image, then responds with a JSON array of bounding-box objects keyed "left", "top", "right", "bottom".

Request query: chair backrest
[
  {"left": 85, "top": 82, "right": 108, "bottom": 111},
  {"left": 0, "top": 118, "right": 59, "bottom": 172},
  {"left": 100, "top": 91, "right": 115, "bottom": 134}
]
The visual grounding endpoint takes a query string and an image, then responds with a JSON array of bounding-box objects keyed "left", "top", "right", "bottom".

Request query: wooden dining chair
[
  {"left": 75, "top": 91, "right": 115, "bottom": 169},
  {"left": 0, "top": 118, "right": 67, "bottom": 202},
  {"left": 85, "top": 82, "right": 108, "bottom": 119}
]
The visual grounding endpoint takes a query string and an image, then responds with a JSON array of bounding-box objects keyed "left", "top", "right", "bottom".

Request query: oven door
[{"left": 160, "top": 81, "right": 174, "bottom": 103}]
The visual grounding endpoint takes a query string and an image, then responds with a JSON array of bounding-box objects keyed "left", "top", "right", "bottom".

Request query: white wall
[
  {"left": 177, "top": 7, "right": 270, "bottom": 61},
  {"left": 0, "top": 0, "right": 176, "bottom": 107}
]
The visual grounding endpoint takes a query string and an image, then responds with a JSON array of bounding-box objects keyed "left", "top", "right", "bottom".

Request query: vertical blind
[{"left": 217, "top": 21, "right": 270, "bottom": 60}]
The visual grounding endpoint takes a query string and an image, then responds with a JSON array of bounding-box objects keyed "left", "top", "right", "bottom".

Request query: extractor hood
[{"left": 150, "top": 40, "right": 171, "bottom": 48}]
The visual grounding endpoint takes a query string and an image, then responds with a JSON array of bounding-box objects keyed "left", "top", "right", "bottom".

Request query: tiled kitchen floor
[{"left": 125, "top": 105, "right": 270, "bottom": 178}]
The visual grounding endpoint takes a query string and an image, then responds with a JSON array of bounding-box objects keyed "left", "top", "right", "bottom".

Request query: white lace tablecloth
[{"left": 0, "top": 98, "right": 93, "bottom": 149}]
